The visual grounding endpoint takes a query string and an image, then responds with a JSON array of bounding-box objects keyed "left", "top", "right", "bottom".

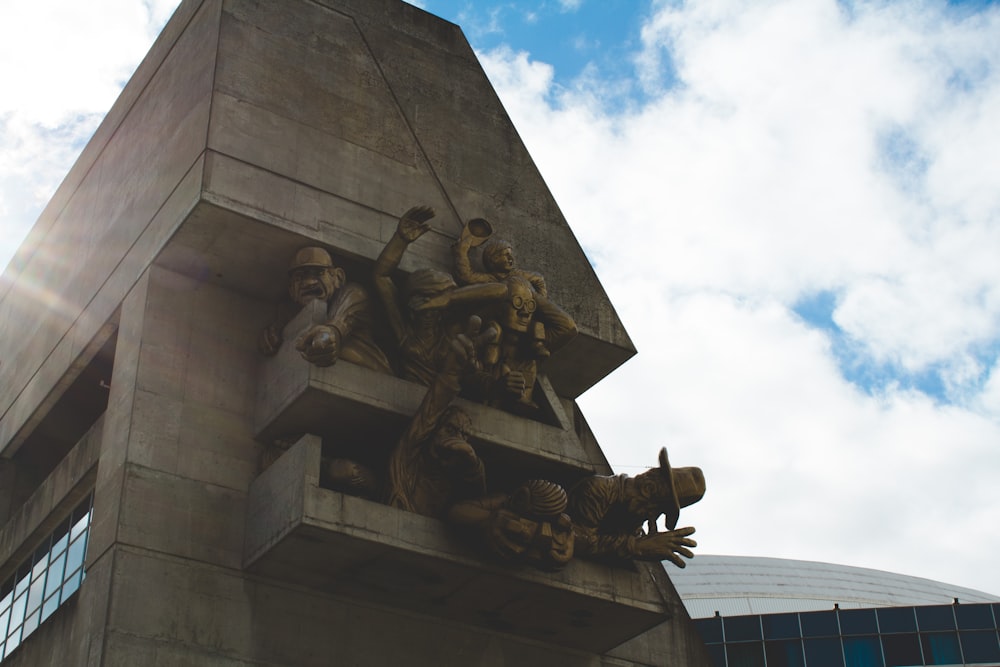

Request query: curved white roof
[{"left": 668, "top": 555, "right": 1000, "bottom": 619}]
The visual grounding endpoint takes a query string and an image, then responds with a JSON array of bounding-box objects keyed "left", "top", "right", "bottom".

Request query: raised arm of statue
[
  {"left": 409, "top": 281, "right": 508, "bottom": 312},
  {"left": 374, "top": 206, "right": 436, "bottom": 344},
  {"left": 452, "top": 217, "right": 501, "bottom": 286}
]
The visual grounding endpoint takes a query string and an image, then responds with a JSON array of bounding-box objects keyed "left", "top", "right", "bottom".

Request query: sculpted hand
[
  {"left": 633, "top": 526, "right": 697, "bottom": 568},
  {"left": 445, "top": 316, "right": 498, "bottom": 374},
  {"left": 258, "top": 323, "right": 283, "bottom": 356},
  {"left": 501, "top": 368, "right": 527, "bottom": 395},
  {"left": 295, "top": 325, "right": 341, "bottom": 367},
  {"left": 397, "top": 205, "right": 435, "bottom": 242}
]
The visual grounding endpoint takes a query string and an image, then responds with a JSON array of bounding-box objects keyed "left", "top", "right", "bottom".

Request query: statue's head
[
  {"left": 628, "top": 448, "right": 706, "bottom": 529},
  {"left": 482, "top": 238, "right": 515, "bottom": 274},
  {"left": 436, "top": 406, "right": 472, "bottom": 440},
  {"left": 501, "top": 276, "right": 536, "bottom": 334},
  {"left": 403, "top": 269, "right": 457, "bottom": 313},
  {"left": 287, "top": 247, "right": 344, "bottom": 306}
]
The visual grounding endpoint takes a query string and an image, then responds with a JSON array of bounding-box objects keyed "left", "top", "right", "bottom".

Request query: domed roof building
[{"left": 669, "top": 556, "right": 1000, "bottom": 666}]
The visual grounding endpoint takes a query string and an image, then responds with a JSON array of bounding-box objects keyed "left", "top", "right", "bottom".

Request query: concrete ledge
[
  {"left": 255, "top": 303, "right": 602, "bottom": 481},
  {"left": 244, "top": 435, "right": 670, "bottom": 654}
]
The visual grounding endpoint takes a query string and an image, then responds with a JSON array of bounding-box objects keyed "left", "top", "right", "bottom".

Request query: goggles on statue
[{"left": 511, "top": 295, "right": 536, "bottom": 313}]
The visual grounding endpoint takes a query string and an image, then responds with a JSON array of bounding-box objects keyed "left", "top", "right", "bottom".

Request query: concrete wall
[
  {"left": 0, "top": 0, "right": 711, "bottom": 664},
  {"left": 0, "top": 0, "right": 220, "bottom": 458}
]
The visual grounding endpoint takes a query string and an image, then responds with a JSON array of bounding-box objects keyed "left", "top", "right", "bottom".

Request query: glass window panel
[
  {"left": 724, "top": 615, "right": 763, "bottom": 642},
  {"left": 31, "top": 555, "right": 47, "bottom": 581},
  {"left": 5, "top": 628, "right": 20, "bottom": 657},
  {"left": 726, "top": 641, "right": 765, "bottom": 667},
  {"left": 66, "top": 534, "right": 87, "bottom": 574},
  {"left": 9, "top": 592, "right": 26, "bottom": 632},
  {"left": 13, "top": 566, "right": 30, "bottom": 598},
  {"left": 843, "top": 636, "right": 884, "bottom": 667},
  {"left": 21, "top": 609, "right": 39, "bottom": 639},
  {"left": 705, "top": 643, "right": 727, "bottom": 667},
  {"left": 41, "top": 594, "right": 60, "bottom": 623},
  {"left": 0, "top": 609, "right": 8, "bottom": 643},
  {"left": 694, "top": 616, "right": 723, "bottom": 644},
  {"left": 765, "top": 639, "right": 806, "bottom": 667},
  {"left": 920, "top": 631, "right": 962, "bottom": 665},
  {"left": 881, "top": 633, "right": 922, "bottom": 667},
  {"left": 50, "top": 518, "right": 70, "bottom": 558},
  {"left": 878, "top": 608, "right": 917, "bottom": 634},
  {"left": 51, "top": 532, "right": 69, "bottom": 560},
  {"left": 32, "top": 539, "right": 50, "bottom": 565},
  {"left": 839, "top": 609, "right": 878, "bottom": 636},
  {"left": 956, "top": 603, "right": 995, "bottom": 631},
  {"left": 44, "top": 553, "right": 66, "bottom": 599},
  {"left": 61, "top": 570, "right": 82, "bottom": 600},
  {"left": 764, "top": 613, "right": 802, "bottom": 639},
  {"left": 916, "top": 605, "right": 955, "bottom": 632},
  {"left": 800, "top": 611, "right": 839, "bottom": 638},
  {"left": 959, "top": 629, "right": 1000, "bottom": 662},
  {"left": 70, "top": 507, "right": 91, "bottom": 541},
  {"left": 25, "top": 574, "right": 45, "bottom": 616},
  {"left": 0, "top": 590, "right": 11, "bottom": 615},
  {"left": 803, "top": 637, "right": 844, "bottom": 667}
]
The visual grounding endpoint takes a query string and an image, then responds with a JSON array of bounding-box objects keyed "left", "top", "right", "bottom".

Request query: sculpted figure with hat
[
  {"left": 568, "top": 448, "right": 705, "bottom": 568},
  {"left": 259, "top": 246, "right": 391, "bottom": 373}
]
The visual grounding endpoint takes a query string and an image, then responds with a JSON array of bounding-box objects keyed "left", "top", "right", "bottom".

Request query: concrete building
[
  {"left": 0, "top": 0, "right": 710, "bottom": 665},
  {"left": 670, "top": 555, "right": 1000, "bottom": 666}
]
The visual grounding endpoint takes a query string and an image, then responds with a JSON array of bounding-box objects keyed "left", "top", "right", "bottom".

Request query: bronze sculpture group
[{"left": 259, "top": 206, "right": 706, "bottom": 570}]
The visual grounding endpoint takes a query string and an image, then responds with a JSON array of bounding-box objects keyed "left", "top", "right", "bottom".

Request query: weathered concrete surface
[
  {"left": 0, "top": 0, "right": 710, "bottom": 665},
  {"left": 245, "top": 436, "right": 667, "bottom": 653}
]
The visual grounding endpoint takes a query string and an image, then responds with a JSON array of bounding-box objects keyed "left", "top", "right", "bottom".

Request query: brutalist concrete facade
[{"left": 0, "top": 0, "right": 711, "bottom": 664}]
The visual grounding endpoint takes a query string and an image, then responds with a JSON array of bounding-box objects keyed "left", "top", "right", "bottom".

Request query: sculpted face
[
  {"left": 430, "top": 408, "right": 476, "bottom": 463},
  {"left": 483, "top": 240, "right": 515, "bottom": 274},
  {"left": 626, "top": 474, "right": 665, "bottom": 519},
  {"left": 288, "top": 266, "right": 338, "bottom": 305},
  {"left": 503, "top": 279, "right": 536, "bottom": 333}
]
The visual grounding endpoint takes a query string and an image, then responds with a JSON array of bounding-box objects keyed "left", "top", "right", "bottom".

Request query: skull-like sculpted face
[{"left": 502, "top": 277, "right": 536, "bottom": 334}]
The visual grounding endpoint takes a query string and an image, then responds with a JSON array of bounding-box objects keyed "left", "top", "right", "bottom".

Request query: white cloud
[
  {"left": 0, "top": 0, "right": 179, "bottom": 271},
  {"left": 480, "top": 0, "right": 1000, "bottom": 593}
]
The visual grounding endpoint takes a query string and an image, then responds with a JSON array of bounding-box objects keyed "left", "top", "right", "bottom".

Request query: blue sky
[
  {"left": 2, "top": 0, "right": 1000, "bottom": 597},
  {"left": 421, "top": 0, "right": 653, "bottom": 98}
]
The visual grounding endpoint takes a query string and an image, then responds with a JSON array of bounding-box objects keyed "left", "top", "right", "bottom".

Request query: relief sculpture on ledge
[
  {"left": 257, "top": 206, "right": 706, "bottom": 572},
  {"left": 259, "top": 246, "right": 391, "bottom": 373},
  {"left": 447, "top": 218, "right": 578, "bottom": 414}
]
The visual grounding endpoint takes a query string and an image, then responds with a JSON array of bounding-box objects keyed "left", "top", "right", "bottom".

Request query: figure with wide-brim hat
[{"left": 567, "top": 447, "right": 705, "bottom": 568}]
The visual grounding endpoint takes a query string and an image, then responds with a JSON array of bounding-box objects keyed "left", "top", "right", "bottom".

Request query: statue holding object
[
  {"left": 452, "top": 220, "right": 550, "bottom": 358},
  {"left": 374, "top": 207, "right": 508, "bottom": 386},
  {"left": 448, "top": 479, "right": 575, "bottom": 571}
]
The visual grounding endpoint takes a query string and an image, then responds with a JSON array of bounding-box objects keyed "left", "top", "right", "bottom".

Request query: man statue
[
  {"left": 567, "top": 448, "right": 705, "bottom": 568},
  {"left": 448, "top": 479, "right": 575, "bottom": 571},
  {"left": 386, "top": 317, "right": 494, "bottom": 517},
  {"left": 259, "top": 247, "right": 391, "bottom": 374}
]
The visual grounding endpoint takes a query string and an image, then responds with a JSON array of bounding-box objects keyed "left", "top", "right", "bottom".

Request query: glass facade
[
  {"left": 695, "top": 601, "right": 1000, "bottom": 667},
  {"left": 0, "top": 493, "right": 93, "bottom": 661}
]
